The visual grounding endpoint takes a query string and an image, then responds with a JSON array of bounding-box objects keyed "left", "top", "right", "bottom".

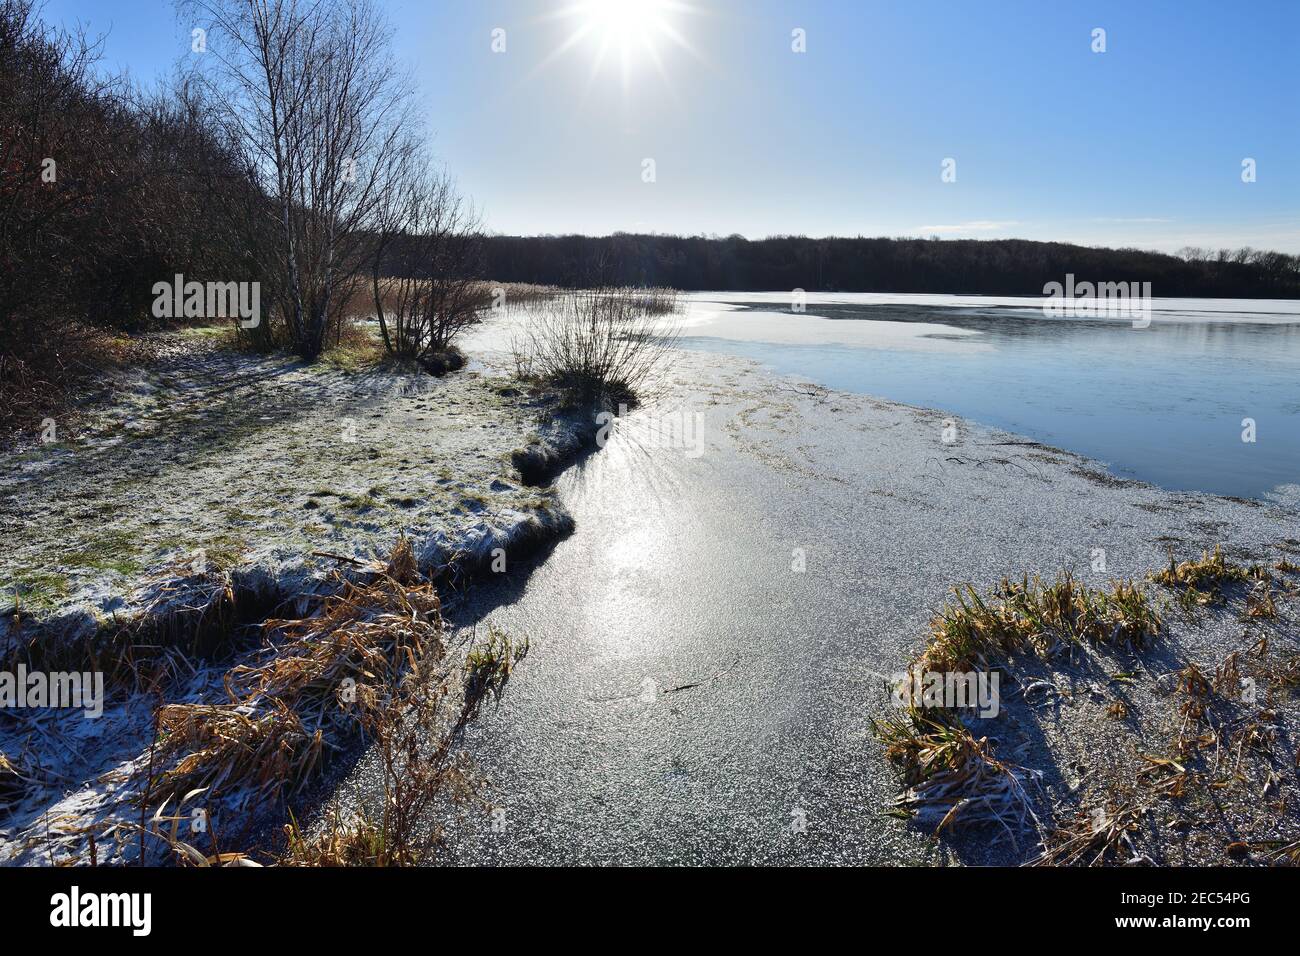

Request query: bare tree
[
  {"left": 184, "top": 0, "right": 414, "bottom": 359},
  {"left": 1, "top": 0, "right": 261, "bottom": 427},
  {"left": 369, "top": 157, "right": 487, "bottom": 369}
]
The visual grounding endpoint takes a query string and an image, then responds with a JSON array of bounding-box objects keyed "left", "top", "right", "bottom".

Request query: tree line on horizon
[{"left": 479, "top": 234, "right": 1300, "bottom": 299}]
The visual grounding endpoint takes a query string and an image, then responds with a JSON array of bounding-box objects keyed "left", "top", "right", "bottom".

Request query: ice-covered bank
[{"left": 0, "top": 333, "right": 586, "bottom": 864}]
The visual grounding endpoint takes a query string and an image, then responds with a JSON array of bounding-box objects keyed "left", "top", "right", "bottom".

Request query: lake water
[{"left": 677, "top": 293, "right": 1300, "bottom": 500}]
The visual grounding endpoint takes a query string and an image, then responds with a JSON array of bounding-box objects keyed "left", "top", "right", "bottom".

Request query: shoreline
[{"left": 375, "top": 345, "right": 1300, "bottom": 866}]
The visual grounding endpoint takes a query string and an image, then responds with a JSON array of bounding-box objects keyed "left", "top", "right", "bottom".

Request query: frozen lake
[{"left": 678, "top": 292, "right": 1300, "bottom": 500}]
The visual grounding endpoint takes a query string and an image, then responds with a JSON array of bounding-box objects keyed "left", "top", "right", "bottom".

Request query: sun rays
[{"left": 538, "top": 0, "right": 706, "bottom": 99}]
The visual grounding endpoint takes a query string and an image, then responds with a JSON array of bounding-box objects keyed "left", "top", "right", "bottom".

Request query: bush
[{"left": 511, "top": 287, "right": 682, "bottom": 407}]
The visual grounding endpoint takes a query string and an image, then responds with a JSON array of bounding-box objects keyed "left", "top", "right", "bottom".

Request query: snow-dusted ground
[
  {"left": 1, "top": 335, "right": 568, "bottom": 643},
  {"left": 0, "top": 331, "right": 579, "bottom": 864},
  {"left": 6, "top": 307, "right": 1298, "bottom": 866}
]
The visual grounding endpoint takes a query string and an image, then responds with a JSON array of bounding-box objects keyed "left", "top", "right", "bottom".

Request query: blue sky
[{"left": 42, "top": 0, "right": 1300, "bottom": 251}]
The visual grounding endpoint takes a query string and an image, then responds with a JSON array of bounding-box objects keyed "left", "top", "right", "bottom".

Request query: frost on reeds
[
  {"left": 278, "top": 648, "right": 465, "bottom": 866},
  {"left": 873, "top": 708, "right": 1041, "bottom": 839},
  {"left": 281, "top": 806, "right": 396, "bottom": 866},
  {"left": 0, "top": 749, "right": 38, "bottom": 812},
  {"left": 1031, "top": 802, "right": 1148, "bottom": 867},
  {"left": 1031, "top": 629, "right": 1293, "bottom": 866},
  {"left": 2, "top": 553, "right": 251, "bottom": 692},
  {"left": 920, "top": 573, "right": 1161, "bottom": 675},
  {"left": 152, "top": 702, "right": 326, "bottom": 810},
  {"left": 142, "top": 537, "right": 531, "bottom": 866},
  {"left": 878, "top": 572, "right": 1161, "bottom": 840},
  {"left": 510, "top": 287, "right": 683, "bottom": 408},
  {"left": 149, "top": 538, "right": 443, "bottom": 810},
  {"left": 883, "top": 548, "right": 1300, "bottom": 863},
  {"left": 279, "top": 625, "right": 528, "bottom": 866}
]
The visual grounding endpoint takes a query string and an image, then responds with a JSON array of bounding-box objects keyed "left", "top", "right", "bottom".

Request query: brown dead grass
[
  {"left": 337, "top": 279, "right": 560, "bottom": 322},
  {"left": 0, "top": 750, "right": 39, "bottom": 812},
  {"left": 878, "top": 571, "right": 1160, "bottom": 843},
  {"left": 149, "top": 538, "right": 442, "bottom": 808},
  {"left": 874, "top": 707, "right": 1040, "bottom": 839},
  {"left": 1033, "top": 801, "right": 1149, "bottom": 866},
  {"left": 919, "top": 573, "right": 1160, "bottom": 675}
]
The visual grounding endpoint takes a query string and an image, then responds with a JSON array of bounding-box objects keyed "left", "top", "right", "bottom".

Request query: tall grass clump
[
  {"left": 920, "top": 573, "right": 1161, "bottom": 674},
  {"left": 480, "top": 281, "right": 562, "bottom": 311},
  {"left": 148, "top": 538, "right": 444, "bottom": 809},
  {"left": 876, "top": 570, "right": 1160, "bottom": 839},
  {"left": 1151, "top": 545, "right": 1253, "bottom": 609},
  {"left": 279, "top": 648, "right": 474, "bottom": 867},
  {"left": 625, "top": 287, "right": 681, "bottom": 316},
  {"left": 511, "top": 287, "right": 682, "bottom": 408},
  {"left": 278, "top": 621, "right": 529, "bottom": 866}
]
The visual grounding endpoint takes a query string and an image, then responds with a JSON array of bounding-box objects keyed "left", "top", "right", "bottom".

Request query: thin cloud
[
  {"left": 916, "top": 220, "right": 1020, "bottom": 234},
  {"left": 1089, "top": 217, "right": 1174, "bottom": 224}
]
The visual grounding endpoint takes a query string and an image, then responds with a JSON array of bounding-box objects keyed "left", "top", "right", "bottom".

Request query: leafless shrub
[
  {"left": 511, "top": 287, "right": 682, "bottom": 407},
  {"left": 369, "top": 159, "right": 486, "bottom": 367}
]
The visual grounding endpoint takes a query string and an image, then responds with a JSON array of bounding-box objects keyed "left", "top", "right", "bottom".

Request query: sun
[
  {"left": 585, "top": 0, "right": 670, "bottom": 45},
  {"left": 541, "top": 0, "right": 700, "bottom": 90}
]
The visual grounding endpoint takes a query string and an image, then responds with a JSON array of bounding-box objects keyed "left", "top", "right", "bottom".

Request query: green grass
[
  {"left": 7, "top": 570, "right": 71, "bottom": 611},
  {"left": 62, "top": 529, "right": 144, "bottom": 577},
  {"left": 199, "top": 536, "right": 249, "bottom": 570},
  {"left": 462, "top": 627, "right": 529, "bottom": 721}
]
